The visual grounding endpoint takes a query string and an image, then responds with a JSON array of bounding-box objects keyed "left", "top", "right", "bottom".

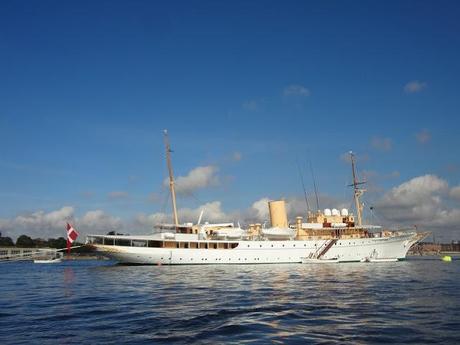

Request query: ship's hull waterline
[{"left": 88, "top": 233, "right": 419, "bottom": 265}]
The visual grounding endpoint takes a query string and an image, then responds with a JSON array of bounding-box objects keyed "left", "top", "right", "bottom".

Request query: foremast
[
  {"left": 349, "top": 151, "right": 366, "bottom": 227},
  {"left": 163, "top": 130, "right": 179, "bottom": 226}
]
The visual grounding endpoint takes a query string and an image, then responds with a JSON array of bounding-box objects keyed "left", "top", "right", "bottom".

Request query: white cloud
[
  {"left": 404, "top": 80, "right": 427, "bottom": 94},
  {"left": 250, "top": 197, "right": 270, "bottom": 220},
  {"left": 450, "top": 186, "right": 460, "bottom": 200},
  {"left": 375, "top": 175, "right": 460, "bottom": 239},
  {"left": 165, "top": 165, "right": 220, "bottom": 195},
  {"left": 108, "top": 191, "right": 129, "bottom": 200},
  {"left": 0, "top": 206, "right": 123, "bottom": 240},
  {"left": 283, "top": 84, "right": 310, "bottom": 97},
  {"left": 0, "top": 206, "right": 75, "bottom": 240},
  {"left": 416, "top": 129, "right": 431, "bottom": 144},
  {"left": 79, "top": 210, "right": 122, "bottom": 233},
  {"left": 371, "top": 136, "right": 392, "bottom": 151}
]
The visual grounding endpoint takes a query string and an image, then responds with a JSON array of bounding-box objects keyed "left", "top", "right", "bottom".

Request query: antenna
[
  {"left": 163, "top": 130, "right": 179, "bottom": 226},
  {"left": 309, "top": 160, "right": 320, "bottom": 211},
  {"left": 296, "top": 158, "right": 310, "bottom": 214}
]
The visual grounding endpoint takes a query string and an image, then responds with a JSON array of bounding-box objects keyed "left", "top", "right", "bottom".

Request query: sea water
[{"left": 0, "top": 257, "right": 459, "bottom": 344}]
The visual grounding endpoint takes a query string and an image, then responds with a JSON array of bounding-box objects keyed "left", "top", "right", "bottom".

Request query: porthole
[
  {"left": 260, "top": 245, "right": 262, "bottom": 248},
  {"left": 293, "top": 244, "right": 296, "bottom": 247},
  {"left": 271, "top": 244, "right": 274, "bottom": 247}
]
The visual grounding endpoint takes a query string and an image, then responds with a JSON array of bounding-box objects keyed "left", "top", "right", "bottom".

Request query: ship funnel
[{"left": 268, "top": 200, "right": 288, "bottom": 228}]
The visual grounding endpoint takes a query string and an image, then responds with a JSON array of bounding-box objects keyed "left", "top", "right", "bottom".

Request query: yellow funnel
[{"left": 268, "top": 200, "right": 288, "bottom": 228}]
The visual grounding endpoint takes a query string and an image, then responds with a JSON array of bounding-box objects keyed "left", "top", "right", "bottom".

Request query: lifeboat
[
  {"left": 261, "top": 227, "right": 296, "bottom": 240},
  {"left": 214, "top": 228, "right": 245, "bottom": 239}
]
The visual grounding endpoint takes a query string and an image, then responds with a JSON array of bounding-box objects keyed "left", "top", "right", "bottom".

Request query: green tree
[
  {"left": 0, "top": 236, "right": 14, "bottom": 246},
  {"left": 32, "top": 238, "right": 49, "bottom": 248},
  {"left": 16, "top": 235, "right": 34, "bottom": 247},
  {"left": 48, "top": 237, "right": 67, "bottom": 249}
]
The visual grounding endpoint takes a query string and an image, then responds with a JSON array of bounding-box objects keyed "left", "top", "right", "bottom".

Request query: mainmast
[
  {"left": 163, "top": 130, "right": 179, "bottom": 226},
  {"left": 349, "top": 151, "right": 366, "bottom": 226}
]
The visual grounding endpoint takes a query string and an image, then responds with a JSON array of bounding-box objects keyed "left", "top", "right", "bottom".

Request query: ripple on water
[{"left": 0, "top": 259, "right": 460, "bottom": 344}]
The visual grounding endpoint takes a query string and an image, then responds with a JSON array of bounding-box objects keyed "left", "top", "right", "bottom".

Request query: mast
[
  {"left": 296, "top": 158, "right": 310, "bottom": 214},
  {"left": 309, "top": 160, "right": 320, "bottom": 212},
  {"left": 163, "top": 130, "right": 179, "bottom": 226},
  {"left": 349, "top": 151, "right": 365, "bottom": 226}
]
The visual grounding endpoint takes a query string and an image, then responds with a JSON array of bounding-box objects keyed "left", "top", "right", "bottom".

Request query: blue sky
[{"left": 1, "top": 1, "right": 460, "bottom": 240}]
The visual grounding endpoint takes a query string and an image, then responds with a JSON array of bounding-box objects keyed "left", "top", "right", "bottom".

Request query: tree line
[{"left": 0, "top": 232, "right": 76, "bottom": 249}]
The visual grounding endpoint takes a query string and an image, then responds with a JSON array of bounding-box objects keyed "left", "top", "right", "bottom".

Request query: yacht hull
[{"left": 90, "top": 233, "right": 420, "bottom": 265}]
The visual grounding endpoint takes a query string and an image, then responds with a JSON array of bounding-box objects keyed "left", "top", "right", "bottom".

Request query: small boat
[
  {"left": 34, "top": 257, "right": 62, "bottom": 264},
  {"left": 301, "top": 257, "right": 339, "bottom": 264},
  {"left": 360, "top": 257, "right": 398, "bottom": 263}
]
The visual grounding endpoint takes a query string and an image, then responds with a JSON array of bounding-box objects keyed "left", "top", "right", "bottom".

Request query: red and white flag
[{"left": 66, "top": 222, "right": 79, "bottom": 254}]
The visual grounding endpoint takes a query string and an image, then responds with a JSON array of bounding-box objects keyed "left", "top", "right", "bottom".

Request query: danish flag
[{"left": 66, "top": 223, "right": 79, "bottom": 254}]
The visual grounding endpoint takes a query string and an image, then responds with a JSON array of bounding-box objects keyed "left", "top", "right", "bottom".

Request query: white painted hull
[{"left": 91, "top": 233, "right": 419, "bottom": 265}]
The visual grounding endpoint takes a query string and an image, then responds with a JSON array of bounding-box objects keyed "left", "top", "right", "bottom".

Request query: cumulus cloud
[
  {"left": 283, "top": 84, "right": 310, "bottom": 97},
  {"left": 79, "top": 210, "right": 123, "bottom": 233},
  {"left": 250, "top": 197, "right": 270, "bottom": 220},
  {"left": 108, "top": 191, "right": 129, "bottom": 200},
  {"left": 450, "top": 186, "right": 460, "bottom": 200},
  {"left": 0, "top": 206, "right": 75, "bottom": 240},
  {"left": 371, "top": 136, "right": 392, "bottom": 151},
  {"left": 165, "top": 166, "right": 220, "bottom": 195},
  {"left": 375, "top": 175, "right": 460, "bottom": 239},
  {"left": 404, "top": 80, "right": 427, "bottom": 94},
  {"left": 0, "top": 207, "right": 123, "bottom": 240},
  {"left": 416, "top": 129, "right": 431, "bottom": 144}
]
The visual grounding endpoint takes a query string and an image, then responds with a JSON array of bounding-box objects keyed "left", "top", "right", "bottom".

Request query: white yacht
[{"left": 86, "top": 131, "right": 428, "bottom": 265}]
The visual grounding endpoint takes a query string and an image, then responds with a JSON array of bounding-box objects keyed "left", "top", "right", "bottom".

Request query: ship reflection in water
[{"left": 0, "top": 258, "right": 459, "bottom": 344}]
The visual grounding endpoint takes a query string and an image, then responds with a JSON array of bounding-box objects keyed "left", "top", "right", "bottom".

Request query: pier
[{"left": 0, "top": 247, "right": 61, "bottom": 262}]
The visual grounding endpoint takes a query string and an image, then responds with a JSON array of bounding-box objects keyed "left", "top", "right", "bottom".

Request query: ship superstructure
[{"left": 86, "top": 133, "right": 428, "bottom": 264}]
